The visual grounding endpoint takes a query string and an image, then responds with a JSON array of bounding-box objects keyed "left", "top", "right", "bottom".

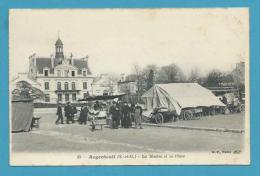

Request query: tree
[
  {"left": 12, "top": 81, "right": 44, "bottom": 99},
  {"left": 222, "top": 73, "right": 234, "bottom": 83},
  {"left": 232, "top": 62, "right": 245, "bottom": 88},
  {"left": 142, "top": 64, "right": 158, "bottom": 78},
  {"left": 157, "top": 63, "right": 186, "bottom": 83},
  {"left": 187, "top": 67, "right": 201, "bottom": 83},
  {"left": 146, "top": 69, "right": 155, "bottom": 90},
  {"left": 231, "top": 62, "right": 245, "bottom": 101},
  {"left": 204, "top": 69, "right": 223, "bottom": 87},
  {"left": 132, "top": 64, "right": 145, "bottom": 94}
]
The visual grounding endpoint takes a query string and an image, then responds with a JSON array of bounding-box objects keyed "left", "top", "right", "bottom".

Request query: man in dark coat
[
  {"left": 71, "top": 105, "right": 77, "bottom": 123},
  {"left": 117, "top": 101, "right": 124, "bottom": 127},
  {"left": 79, "top": 105, "right": 90, "bottom": 125},
  {"left": 78, "top": 106, "right": 84, "bottom": 124},
  {"left": 109, "top": 101, "right": 120, "bottom": 129},
  {"left": 55, "top": 102, "right": 63, "bottom": 124},
  {"left": 121, "top": 102, "right": 131, "bottom": 128},
  {"left": 94, "top": 101, "right": 100, "bottom": 111},
  {"left": 64, "top": 102, "right": 72, "bottom": 124}
]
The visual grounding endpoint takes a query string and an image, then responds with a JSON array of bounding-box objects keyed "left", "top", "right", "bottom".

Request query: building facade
[
  {"left": 28, "top": 38, "right": 95, "bottom": 103},
  {"left": 91, "top": 74, "right": 119, "bottom": 96},
  {"left": 118, "top": 81, "right": 138, "bottom": 95}
]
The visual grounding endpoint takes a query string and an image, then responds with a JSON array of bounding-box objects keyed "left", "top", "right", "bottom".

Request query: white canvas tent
[{"left": 141, "top": 83, "right": 225, "bottom": 115}]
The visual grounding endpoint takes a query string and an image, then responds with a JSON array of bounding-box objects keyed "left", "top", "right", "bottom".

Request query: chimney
[
  {"left": 32, "top": 53, "right": 36, "bottom": 67},
  {"left": 51, "top": 54, "right": 54, "bottom": 68},
  {"left": 86, "top": 55, "right": 88, "bottom": 64},
  {"left": 70, "top": 53, "right": 74, "bottom": 65}
]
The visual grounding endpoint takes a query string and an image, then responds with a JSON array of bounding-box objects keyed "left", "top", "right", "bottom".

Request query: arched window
[
  {"left": 65, "top": 82, "right": 69, "bottom": 90},
  {"left": 83, "top": 70, "right": 86, "bottom": 77},
  {"left": 57, "top": 82, "right": 61, "bottom": 90}
]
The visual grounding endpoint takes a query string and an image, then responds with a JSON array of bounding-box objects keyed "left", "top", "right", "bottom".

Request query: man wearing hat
[
  {"left": 109, "top": 101, "right": 120, "bottom": 129},
  {"left": 55, "top": 102, "right": 63, "bottom": 124},
  {"left": 94, "top": 101, "right": 101, "bottom": 111},
  {"left": 121, "top": 102, "right": 131, "bottom": 128},
  {"left": 64, "top": 101, "right": 72, "bottom": 124}
]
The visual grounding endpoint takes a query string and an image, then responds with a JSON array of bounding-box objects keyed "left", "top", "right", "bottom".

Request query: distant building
[
  {"left": 118, "top": 81, "right": 138, "bottom": 95},
  {"left": 232, "top": 61, "right": 245, "bottom": 86},
  {"left": 117, "top": 75, "right": 138, "bottom": 103},
  {"left": 26, "top": 38, "right": 95, "bottom": 103},
  {"left": 91, "top": 74, "right": 119, "bottom": 96}
]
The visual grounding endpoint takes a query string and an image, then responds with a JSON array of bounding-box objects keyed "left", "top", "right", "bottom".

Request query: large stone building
[{"left": 27, "top": 38, "right": 95, "bottom": 103}]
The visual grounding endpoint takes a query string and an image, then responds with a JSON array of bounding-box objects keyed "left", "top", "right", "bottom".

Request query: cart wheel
[
  {"left": 155, "top": 113, "right": 164, "bottom": 124},
  {"left": 185, "top": 111, "right": 193, "bottom": 120}
]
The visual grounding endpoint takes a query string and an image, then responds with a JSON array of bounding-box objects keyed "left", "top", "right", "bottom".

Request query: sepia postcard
[{"left": 9, "top": 8, "right": 250, "bottom": 165}]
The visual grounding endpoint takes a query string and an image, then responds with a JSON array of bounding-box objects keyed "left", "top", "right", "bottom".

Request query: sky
[{"left": 9, "top": 8, "right": 249, "bottom": 78}]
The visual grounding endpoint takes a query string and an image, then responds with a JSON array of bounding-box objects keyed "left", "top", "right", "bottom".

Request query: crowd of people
[
  {"left": 109, "top": 101, "right": 143, "bottom": 129},
  {"left": 55, "top": 100, "right": 144, "bottom": 129},
  {"left": 56, "top": 102, "right": 78, "bottom": 124}
]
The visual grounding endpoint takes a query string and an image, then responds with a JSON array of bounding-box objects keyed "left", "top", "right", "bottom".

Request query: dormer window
[
  {"left": 83, "top": 70, "right": 86, "bottom": 77},
  {"left": 44, "top": 69, "right": 49, "bottom": 76},
  {"left": 72, "top": 71, "right": 75, "bottom": 77}
]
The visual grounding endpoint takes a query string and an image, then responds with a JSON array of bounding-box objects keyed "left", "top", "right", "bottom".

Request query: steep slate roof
[
  {"left": 73, "top": 59, "right": 91, "bottom": 74},
  {"left": 35, "top": 58, "right": 54, "bottom": 74},
  {"left": 35, "top": 57, "right": 90, "bottom": 74},
  {"left": 73, "top": 59, "right": 88, "bottom": 69}
]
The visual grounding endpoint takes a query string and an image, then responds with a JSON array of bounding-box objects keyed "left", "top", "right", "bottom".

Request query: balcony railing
[{"left": 55, "top": 89, "right": 80, "bottom": 93}]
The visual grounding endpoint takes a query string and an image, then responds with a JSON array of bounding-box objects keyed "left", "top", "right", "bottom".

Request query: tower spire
[{"left": 55, "top": 36, "right": 64, "bottom": 64}]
